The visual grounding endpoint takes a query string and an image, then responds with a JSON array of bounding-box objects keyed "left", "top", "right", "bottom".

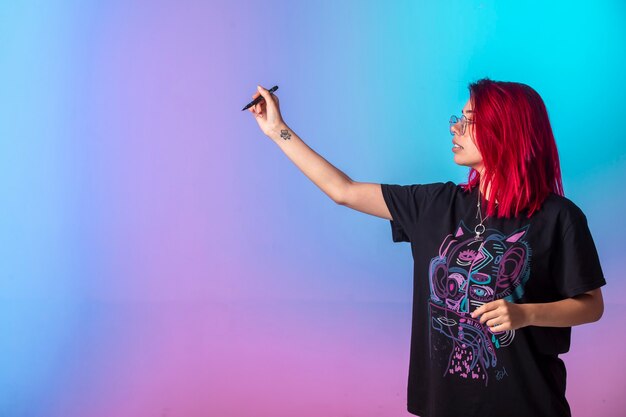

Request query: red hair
[{"left": 459, "top": 78, "right": 564, "bottom": 219}]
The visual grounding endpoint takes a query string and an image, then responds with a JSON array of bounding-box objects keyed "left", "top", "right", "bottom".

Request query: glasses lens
[{"left": 449, "top": 115, "right": 461, "bottom": 136}]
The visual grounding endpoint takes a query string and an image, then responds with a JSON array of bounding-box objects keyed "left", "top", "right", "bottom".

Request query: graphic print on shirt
[{"left": 428, "top": 220, "right": 531, "bottom": 387}]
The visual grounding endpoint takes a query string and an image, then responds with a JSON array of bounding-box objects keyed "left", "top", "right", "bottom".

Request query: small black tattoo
[{"left": 280, "top": 129, "right": 291, "bottom": 140}]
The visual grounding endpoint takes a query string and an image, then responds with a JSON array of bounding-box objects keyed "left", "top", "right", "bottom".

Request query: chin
[{"left": 453, "top": 156, "right": 467, "bottom": 166}]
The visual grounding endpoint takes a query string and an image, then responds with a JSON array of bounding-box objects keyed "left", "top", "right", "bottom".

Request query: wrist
[
  {"left": 268, "top": 123, "right": 290, "bottom": 141},
  {"left": 523, "top": 303, "right": 538, "bottom": 327}
]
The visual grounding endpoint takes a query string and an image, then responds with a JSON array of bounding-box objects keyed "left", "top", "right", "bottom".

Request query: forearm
[
  {"left": 267, "top": 123, "right": 352, "bottom": 203},
  {"left": 525, "top": 294, "right": 603, "bottom": 327}
]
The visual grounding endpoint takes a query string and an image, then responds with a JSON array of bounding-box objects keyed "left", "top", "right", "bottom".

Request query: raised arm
[
  {"left": 249, "top": 85, "right": 392, "bottom": 220},
  {"left": 340, "top": 182, "right": 392, "bottom": 220}
]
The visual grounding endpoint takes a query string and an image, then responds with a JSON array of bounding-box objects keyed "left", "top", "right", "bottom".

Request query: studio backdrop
[{"left": 1, "top": 1, "right": 624, "bottom": 416}]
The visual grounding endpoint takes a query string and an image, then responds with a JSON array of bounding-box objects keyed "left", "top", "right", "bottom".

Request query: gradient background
[{"left": 1, "top": 1, "right": 625, "bottom": 416}]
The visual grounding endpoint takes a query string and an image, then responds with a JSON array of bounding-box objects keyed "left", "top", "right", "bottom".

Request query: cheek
[
  {"left": 465, "top": 128, "right": 478, "bottom": 146},
  {"left": 463, "top": 134, "right": 480, "bottom": 154}
]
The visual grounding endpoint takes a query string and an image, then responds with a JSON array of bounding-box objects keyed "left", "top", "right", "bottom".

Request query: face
[{"left": 451, "top": 99, "right": 484, "bottom": 173}]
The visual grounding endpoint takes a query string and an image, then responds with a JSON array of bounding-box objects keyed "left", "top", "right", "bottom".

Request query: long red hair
[{"left": 459, "top": 78, "right": 564, "bottom": 218}]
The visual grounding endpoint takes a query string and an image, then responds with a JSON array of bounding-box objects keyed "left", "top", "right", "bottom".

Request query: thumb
[{"left": 257, "top": 85, "right": 275, "bottom": 106}]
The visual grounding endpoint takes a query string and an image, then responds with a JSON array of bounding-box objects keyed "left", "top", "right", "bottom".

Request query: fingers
[
  {"left": 256, "top": 85, "right": 276, "bottom": 109},
  {"left": 471, "top": 300, "right": 503, "bottom": 318},
  {"left": 248, "top": 98, "right": 265, "bottom": 117},
  {"left": 477, "top": 307, "right": 513, "bottom": 331},
  {"left": 249, "top": 106, "right": 262, "bottom": 118},
  {"left": 488, "top": 323, "right": 507, "bottom": 332},
  {"left": 254, "top": 101, "right": 265, "bottom": 116},
  {"left": 477, "top": 310, "right": 499, "bottom": 325},
  {"left": 249, "top": 85, "right": 278, "bottom": 119},
  {"left": 249, "top": 90, "right": 266, "bottom": 116},
  {"left": 485, "top": 317, "right": 503, "bottom": 327}
]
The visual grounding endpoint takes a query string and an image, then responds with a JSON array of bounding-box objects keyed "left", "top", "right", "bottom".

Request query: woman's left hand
[{"left": 470, "top": 299, "right": 531, "bottom": 332}]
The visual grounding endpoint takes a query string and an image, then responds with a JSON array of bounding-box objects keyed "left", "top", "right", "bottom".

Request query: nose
[{"left": 450, "top": 120, "right": 462, "bottom": 136}]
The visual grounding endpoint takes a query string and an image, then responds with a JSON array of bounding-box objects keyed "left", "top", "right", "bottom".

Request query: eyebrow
[{"left": 462, "top": 109, "right": 474, "bottom": 114}]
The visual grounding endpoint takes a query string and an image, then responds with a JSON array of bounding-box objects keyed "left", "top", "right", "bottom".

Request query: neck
[{"left": 479, "top": 180, "right": 498, "bottom": 205}]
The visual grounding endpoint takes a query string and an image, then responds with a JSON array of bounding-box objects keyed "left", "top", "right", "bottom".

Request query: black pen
[{"left": 241, "top": 85, "right": 279, "bottom": 111}]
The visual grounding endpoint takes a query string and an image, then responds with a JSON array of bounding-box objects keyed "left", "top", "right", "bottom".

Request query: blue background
[{"left": 1, "top": 1, "right": 624, "bottom": 416}]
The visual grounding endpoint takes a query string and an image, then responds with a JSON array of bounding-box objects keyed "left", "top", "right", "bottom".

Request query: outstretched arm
[
  {"left": 267, "top": 122, "right": 351, "bottom": 204},
  {"left": 249, "top": 85, "right": 392, "bottom": 220},
  {"left": 269, "top": 125, "right": 392, "bottom": 220}
]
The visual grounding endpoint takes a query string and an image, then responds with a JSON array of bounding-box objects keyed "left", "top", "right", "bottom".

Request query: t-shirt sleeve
[
  {"left": 380, "top": 182, "right": 452, "bottom": 243},
  {"left": 552, "top": 211, "right": 607, "bottom": 298}
]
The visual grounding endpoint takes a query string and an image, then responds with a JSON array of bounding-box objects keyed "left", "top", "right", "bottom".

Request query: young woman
[{"left": 248, "top": 78, "right": 606, "bottom": 417}]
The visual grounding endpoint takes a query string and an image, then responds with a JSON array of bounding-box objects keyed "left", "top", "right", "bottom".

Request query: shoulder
[
  {"left": 380, "top": 181, "right": 458, "bottom": 210},
  {"left": 538, "top": 192, "right": 588, "bottom": 230},
  {"left": 425, "top": 180, "right": 458, "bottom": 193},
  {"left": 418, "top": 180, "right": 459, "bottom": 200},
  {"left": 382, "top": 180, "right": 457, "bottom": 195}
]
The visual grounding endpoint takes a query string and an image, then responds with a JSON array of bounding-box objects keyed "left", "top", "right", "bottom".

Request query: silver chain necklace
[{"left": 474, "top": 187, "right": 496, "bottom": 241}]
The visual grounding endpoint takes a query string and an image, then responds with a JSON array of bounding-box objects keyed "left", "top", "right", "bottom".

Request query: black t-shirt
[{"left": 380, "top": 181, "right": 607, "bottom": 417}]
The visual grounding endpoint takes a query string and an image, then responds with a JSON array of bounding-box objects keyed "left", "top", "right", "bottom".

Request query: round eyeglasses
[{"left": 449, "top": 115, "right": 474, "bottom": 136}]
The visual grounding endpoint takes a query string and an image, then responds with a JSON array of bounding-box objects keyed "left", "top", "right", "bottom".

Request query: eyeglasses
[{"left": 449, "top": 115, "right": 474, "bottom": 136}]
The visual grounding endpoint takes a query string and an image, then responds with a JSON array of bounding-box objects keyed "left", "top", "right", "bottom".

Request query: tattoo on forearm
[{"left": 280, "top": 129, "right": 291, "bottom": 141}]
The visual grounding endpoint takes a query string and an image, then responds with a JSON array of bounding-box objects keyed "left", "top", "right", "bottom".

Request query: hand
[
  {"left": 470, "top": 299, "right": 531, "bottom": 332},
  {"left": 248, "top": 85, "right": 287, "bottom": 137}
]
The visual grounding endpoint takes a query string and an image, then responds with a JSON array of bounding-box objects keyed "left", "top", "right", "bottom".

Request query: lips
[{"left": 452, "top": 140, "right": 464, "bottom": 149}]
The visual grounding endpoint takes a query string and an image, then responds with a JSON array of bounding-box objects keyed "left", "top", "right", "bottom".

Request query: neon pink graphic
[{"left": 428, "top": 221, "right": 531, "bottom": 386}]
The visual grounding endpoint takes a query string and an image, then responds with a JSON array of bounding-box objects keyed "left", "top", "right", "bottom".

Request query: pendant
[{"left": 474, "top": 223, "right": 485, "bottom": 240}]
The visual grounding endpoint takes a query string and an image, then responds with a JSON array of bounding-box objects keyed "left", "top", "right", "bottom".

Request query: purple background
[{"left": 1, "top": 1, "right": 624, "bottom": 416}]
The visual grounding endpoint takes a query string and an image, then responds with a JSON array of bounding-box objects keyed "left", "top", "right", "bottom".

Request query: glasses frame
[{"left": 449, "top": 114, "right": 475, "bottom": 136}]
